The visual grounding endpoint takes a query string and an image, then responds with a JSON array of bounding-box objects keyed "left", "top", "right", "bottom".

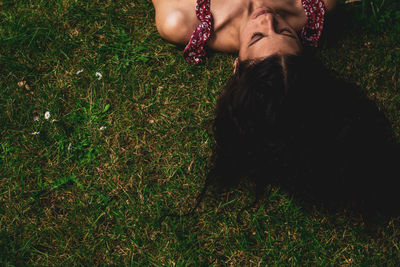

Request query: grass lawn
[{"left": 1, "top": 0, "right": 400, "bottom": 265}]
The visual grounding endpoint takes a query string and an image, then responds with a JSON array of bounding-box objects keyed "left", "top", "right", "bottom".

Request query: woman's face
[{"left": 239, "top": 8, "right": 302, "bottom": 60}]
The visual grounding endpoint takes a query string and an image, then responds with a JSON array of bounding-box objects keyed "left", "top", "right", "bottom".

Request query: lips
[{"left": 253, "top": 9, "right": 272, "bottom": 19}]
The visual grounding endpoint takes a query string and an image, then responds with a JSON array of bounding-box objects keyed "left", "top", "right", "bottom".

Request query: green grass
[{"left": 1, "top": 0, "right": 400, "bottom": 265}]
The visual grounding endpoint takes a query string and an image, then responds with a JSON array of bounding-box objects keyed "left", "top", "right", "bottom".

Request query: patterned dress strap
[
  {"left": 301, "top": 0, "right": 326, "bottom": 47},
  {"left": 182, "top": 0, "right": 213, "bottom": 64}
]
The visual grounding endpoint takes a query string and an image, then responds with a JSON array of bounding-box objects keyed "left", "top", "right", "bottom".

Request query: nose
[{"left": 260, "top": 13, "right": 276, "bottom": 33}]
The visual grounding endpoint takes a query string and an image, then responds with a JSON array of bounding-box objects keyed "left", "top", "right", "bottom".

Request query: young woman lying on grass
[
  {"left": 154, "top": 0, "right": 400, "bottom": 218},
  {"left": 152, "top": 0, "right": 338, "bottom": 187}
]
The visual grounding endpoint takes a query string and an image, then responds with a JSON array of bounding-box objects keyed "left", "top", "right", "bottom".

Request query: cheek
[
  {"left": 238, "top": 49, "right": 245, "bottom": 61},
  {"left": 292, "top": 42, "right": 302, "bottom": 55},
  {"left": 238, "top": 29, "right": 247, "bottom": 44},
  {"left": 239, "top": 22, "right": 256, "bottom": 42},
  {"left": 238, "top": 33, "right": 250, "bottom": 59},
  {"left": 297, "top": 43, "right": 303, "bottom": 54}
]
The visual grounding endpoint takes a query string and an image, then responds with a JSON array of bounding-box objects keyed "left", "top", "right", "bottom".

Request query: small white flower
[
  {"left": 99, "top": 126, "right": 107, "bottom": 131},
  {"left": 95, "top": 72, "right": 103, "bottom": 80},
  {"left": 31, "top": 131, "right": 40, "bottom": 135},
  {"left": 18, "top": 81, "right": 26, "bottom": 87},
  {"left": 44, "top": 111, "right": 51, "bottom": 120},
  {"left": 67, "top": 142, "right": 72, "bottom": 151},
  {"left": 76, "top": 69, "right": 84, "bottom": 75}
]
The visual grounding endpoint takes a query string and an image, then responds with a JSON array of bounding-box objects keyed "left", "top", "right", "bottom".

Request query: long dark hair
[
  {"left": 211, "top": 54, "right": 310, "bottom": 189},
  {"left": 207, "top": 53, "right": 399, "bottom": 218},
  {"left": 165, "top": 54, "right": 399, "bottom": 220}
]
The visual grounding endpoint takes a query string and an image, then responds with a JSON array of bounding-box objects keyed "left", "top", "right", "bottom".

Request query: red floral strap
[
  {"left": 301, "top": 0, "right": 326, "bottom": 47},
  {"left": 183, "top": 0, "right": 213, "bottom": 64}
]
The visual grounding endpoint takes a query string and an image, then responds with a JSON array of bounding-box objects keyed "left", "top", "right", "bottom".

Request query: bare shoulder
[
  {"left": 152, "top": 0, "right": 198, "bottom": 45},
  {"left": 323, "top": 0, "right": 338, "bottom": 13}
]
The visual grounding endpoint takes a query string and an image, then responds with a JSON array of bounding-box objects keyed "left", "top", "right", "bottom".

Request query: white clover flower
[
  {"left": 31, "top": 131, "right": 40, "bottom": 135},
  {"left": 44, "top": 111, "right": 51, "bottom": 120},
  {"left": 18, "top": 81, "right": 26, "bottom": 87},
  {"left": 76, "top": 69, "right": 84, "bottom": 75},
  {"left": 95, "top": 72, "right": 103, "bottom": 80},
  {"left": 99, "top": 126, "right": 107, "bottom": 131}
]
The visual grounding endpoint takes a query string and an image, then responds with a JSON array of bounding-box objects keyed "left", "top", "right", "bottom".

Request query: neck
[
  {"left": 207, "top": 0, "right": 247, "bottom": 52},
  {"left": 207, "top": 0, "right": 307, "bottom": 52}
]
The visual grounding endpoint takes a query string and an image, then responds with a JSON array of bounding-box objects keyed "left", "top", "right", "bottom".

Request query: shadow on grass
[
  {"left": 271, "top": 65, "right": 400, "bottom": 225},
  {"left": 266, "top": 73, "right": 399, "bottom": 226}
]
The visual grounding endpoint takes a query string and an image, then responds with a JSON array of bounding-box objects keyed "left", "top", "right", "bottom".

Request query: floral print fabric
[
  {"left": 182, "top": 0, "right": 213, "bottom": 64},
  {"left": 301, "top": 0, "right": 326, "bottom": 47}
]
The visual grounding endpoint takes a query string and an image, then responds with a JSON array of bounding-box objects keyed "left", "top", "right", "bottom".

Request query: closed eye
[
  {"left": 279, "top": 29, "right": 296, "bottom": 39},
  {"left": 249, "top": 32, "right": 264, "bottom": 47},
  {"left": 248, "top": 29, "right": 297, "bottom": 47}
]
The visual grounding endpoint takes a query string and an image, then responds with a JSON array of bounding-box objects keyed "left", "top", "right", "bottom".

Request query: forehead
[{"left": 239, "top": 36, "right": 301, "bottom": 60}]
